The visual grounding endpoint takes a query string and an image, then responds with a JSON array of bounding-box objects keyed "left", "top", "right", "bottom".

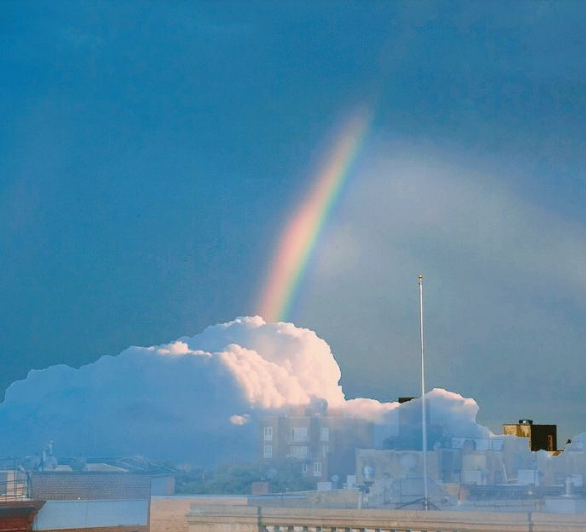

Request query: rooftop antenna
[{"left": 419, "top": 274, "right": 429, "bottom": 511}]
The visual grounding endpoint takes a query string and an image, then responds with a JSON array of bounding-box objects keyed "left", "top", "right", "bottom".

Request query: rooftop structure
[
  {"left": 503, "top": 419, "right": 557, "bottom": 452},
  {"left": 0, "top": 500, "right": 44, "bottom": 532},
  {"left": 0, "top": 455, "right": 152, "bottom": 531}
]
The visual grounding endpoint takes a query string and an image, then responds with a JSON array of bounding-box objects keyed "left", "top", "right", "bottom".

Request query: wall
[
  {"left": 150, "top": 477, "right": 175, "bottom": 497},
  {"left": 150, "top": 496, "right": 248, "bottom": 532},
  {"left": 30, "top": 473, "right": 151, "bottom": 501},
  {"left": 33, "top": 500, "right": 149, "bottom": 531},
  {"left": 187, "top": 504, "right": 586, "bottom": 532},
  {"left": 356, "top": 448, "right": 440, "bottom": 484},
  {"left": 150, "top": 498, "right": 192, "bottom": 532},
  {"left": 0, "top": 501, "right": 45, "bottom": 532}
]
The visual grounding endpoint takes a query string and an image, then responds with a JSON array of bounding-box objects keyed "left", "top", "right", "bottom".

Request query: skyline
[{"left": 2, "top": 1, "right": 586, "bottom": 444}]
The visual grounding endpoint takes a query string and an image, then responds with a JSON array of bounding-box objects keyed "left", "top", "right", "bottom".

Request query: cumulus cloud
[
  {"left": 0, "top": 316, "right": 489, "bottom": 462},
  {"left": 178, "top": 316, "right": 345, "bottom": 409}
]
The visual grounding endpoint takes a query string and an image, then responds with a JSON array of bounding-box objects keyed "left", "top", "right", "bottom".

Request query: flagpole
[{"left": 419, "top": 274, "right": 429, "bottom": 511}]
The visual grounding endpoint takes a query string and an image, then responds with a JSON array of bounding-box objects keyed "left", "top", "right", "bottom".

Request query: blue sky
[{"left": 2, "top": 1, "right": 586, "bottom": 441}]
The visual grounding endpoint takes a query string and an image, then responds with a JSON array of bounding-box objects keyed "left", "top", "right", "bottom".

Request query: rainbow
[{"left": 258, "top": 107, "right": 373, "bottom": 322}]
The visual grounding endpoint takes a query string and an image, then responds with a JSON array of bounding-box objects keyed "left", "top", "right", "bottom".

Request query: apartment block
[{"left": 259, "top": 402, "right": 374, "bottom": 484}]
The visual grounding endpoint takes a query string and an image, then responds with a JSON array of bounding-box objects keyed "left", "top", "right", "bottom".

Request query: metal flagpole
[{"left": 419, "top": 274, "right": 429, "bottom": 511}]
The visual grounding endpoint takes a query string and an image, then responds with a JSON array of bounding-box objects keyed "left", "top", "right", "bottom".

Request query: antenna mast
[{"left": 419, "top": 274, "right": 429, "bottom": 510}]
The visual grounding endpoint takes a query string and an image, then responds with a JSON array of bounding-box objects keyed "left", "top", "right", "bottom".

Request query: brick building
[
  {"left": 30, "top": 471, "right": 151, "bottom": 500},
  {"left": 1, "top": 451, "right": 152, "bottom": 532},
  {"left": 30, "top": 471, "right": 150, "bottom": 532},
  {"left": 259, "top": 402, "right": 374, "bottom": 484},
  {"left": 0, "top": 501, "right": 44, "bottom": 532}
]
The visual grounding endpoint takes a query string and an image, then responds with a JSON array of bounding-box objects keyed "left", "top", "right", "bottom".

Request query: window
[
  {"left": 321, "top": 445, "right": 329, "bottom": 458},
  {"left": 263, "top": 445, "right": 273, "bottom": 459},
  {"left": 313, "top": 462, "right": 322, "bottom": 477},
  {"left": 301, "top": 463, "right": 308, "bottom": 474},
  {"left": 263, "top": 426, "right": 273, "bottom": 441},
  {"left": 320, "top": 427, "right": 329, "bottom": 441},
  {"left": 547, "top": 434, "right": 555, "bottom": 451},
  {"left": 291, "top": 445, "right": 308, "bottom": 459},
  {"left": 292, "top": 427, "right": 308, "bottom": 442}
]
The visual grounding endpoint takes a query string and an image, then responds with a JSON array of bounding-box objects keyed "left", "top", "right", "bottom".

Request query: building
[
  {"left": 29, "top": 470, "right": 151, "bottom": 531},
  {"left": 259, "top": 401, "right": 374, "bottom": 484},
  {"left": 55, "top": 456, "right": 177, "bottom": 496},
  {"left": 0, "top": 501, "right": 44, "bottom": 532},
  {"left": 503, "top": 419, "right": 557, "bottom": 452},
  {"left": 0, "top": 456, "right": 151, "bottom": 531}
]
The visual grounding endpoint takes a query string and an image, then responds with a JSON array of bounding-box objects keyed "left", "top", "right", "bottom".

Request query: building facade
[{"left": 259, "top": 403, "right": 374, "bottom": 484}]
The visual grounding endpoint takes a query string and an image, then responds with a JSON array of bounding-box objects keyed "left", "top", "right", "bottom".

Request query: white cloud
[{"left": 0, "top": 316, "right": 489, "bottom": 462}]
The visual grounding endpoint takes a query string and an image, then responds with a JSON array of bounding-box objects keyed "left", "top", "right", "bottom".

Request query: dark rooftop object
[{"left": 398, "top": 397, "right": 416, "bottom": 404}]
